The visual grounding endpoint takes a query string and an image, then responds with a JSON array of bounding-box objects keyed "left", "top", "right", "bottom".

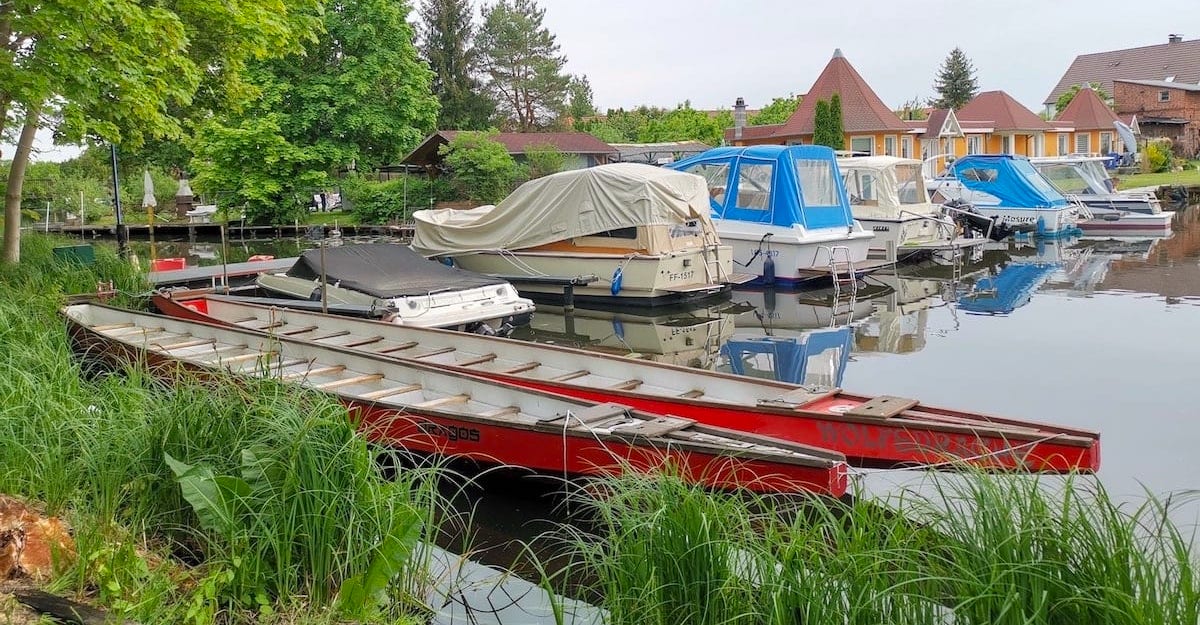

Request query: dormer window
[
  {"left": 1159, "top": 90, "right": 1171, "bottom": 102},
  {"left": 1165, "top": 75, "right": 1176, "bottom": 82}
]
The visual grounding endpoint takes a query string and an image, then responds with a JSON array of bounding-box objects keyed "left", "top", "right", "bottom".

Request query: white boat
[
  {"left": 1029, "top": 156, "right": 1174, "bottom": 236},
  {"left": 926, "top": 154, "right": 1086, "bottom": 238},
  {"left": 255, "top": 243, "right": 535, "bottom": 334},
  {"left": 837, "top": 155, "right": 989, "bottom": 261},
  {"left": 669, "top": 145, "right": 879, "bottom": 287},
  {"left": 411, "top": 164, "right": 749, "bottom": 307}
]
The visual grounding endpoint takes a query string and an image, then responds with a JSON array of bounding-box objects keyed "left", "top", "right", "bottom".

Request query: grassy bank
[
  {"left": 1117, "top": 161, "right": 1200, "bottom": 189},
  {"left": 0, "top": 235, "right": 439, "bottom": 624}
]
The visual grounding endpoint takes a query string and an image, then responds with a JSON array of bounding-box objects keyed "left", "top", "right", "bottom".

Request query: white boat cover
[
  {"left": 411, "top": 163, "right": 716, "bottom": 256},
  {"left": 838, "top": 156, "right": 940, "bottom": 220}
]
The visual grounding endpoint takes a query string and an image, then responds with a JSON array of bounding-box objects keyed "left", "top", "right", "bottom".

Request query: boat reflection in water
[{"left": 853, "top": 275, "right": 950, "bottom": 355}]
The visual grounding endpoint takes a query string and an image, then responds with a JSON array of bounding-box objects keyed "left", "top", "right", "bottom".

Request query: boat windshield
[
  {"left": 894, "top": 163, "right": 929, "bottom": 205},
  {"left": 1037, "top": 162, "right": 1098, "bottom": 195},
  {"left": 1077, "top": 160, "right": 1116, "bottom": 193},
  {"left": 795, "top": 159, "right": 841, "bottom": 207}
]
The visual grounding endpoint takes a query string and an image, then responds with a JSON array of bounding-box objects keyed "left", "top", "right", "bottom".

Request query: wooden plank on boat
[
  {"left": 231, "top": 316, "right": 259, "bottom": 324},
  {"left": 361, "top": 384, "right": 422, "bottom": 400},
  {"left": 501, "top": 361, "right": 540, "bottom": 374},
  {"left": 759, "top": 387, "right": 838, "bottom": 407},
  {"left": 281, "top": 365, "right": 345, "bottom": 380},
  {"left": 280, "top": 325, "right": 320, "bottom": 336},
  {"left": 93, "top": 322, "right": 135, "bottom": 332},
  {"left": 315, "top": 373, "right": 385, "bottom": 390},
  {"left": 343, "top": 336, "right": 385, "bottom": 348},
  {"left": 684, "top": 425, "right": 846, "bottom": 460},
  {"left": 678, "top": 389, "right": 705, "bottom": 399},
  {"left": 456, "top": 353, "right": 497, "bottom": 367},
  {"left": 844, "top": 395, "right": 919, "bottom": 419},
  {"left": 478, "top": 406, "right": 521, "bottom": 418},
  {"left": 313, "top": 330, "right": 351, "bottom": 341},
  {"left": 609, "top": 379, "right": 643, "bottom": 391},
  {"left": 413, "top": 394, "right": 470, "bottom": 409},
  {"left": 110, "top": 326, "right": 165, "bottom": 337},
  {"left": 375, "top": 341, "right": 418, "bottom": 354},
  {"left": 544, "top": 402, "right": 628, "bottom": 424},
  {"left": 413, "top": 346, "right": 456, "bottom": 359},
  {"left": 272, "top": 358, "right": 309, "bottom": 370},
  {"left": 552, "top": 370, "right": 589, "bottom": 382},
  {"left": 212, "top": 351, "right": 275, "bottom": 364},
  {"left": 247, "top": 321, "right": 286, "bottom": 330},
  {"left": 616, "top": 416, "right": 693, "bottom": 438},
  {"left": 157, "top": 338, "right": 217, "bottom": 351}
]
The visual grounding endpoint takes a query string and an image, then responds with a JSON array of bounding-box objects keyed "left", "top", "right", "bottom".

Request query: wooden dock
[{"left": 36, "top": 222, "right": 415, "bottom": 240}]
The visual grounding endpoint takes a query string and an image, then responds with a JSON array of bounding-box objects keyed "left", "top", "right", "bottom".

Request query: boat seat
[
  {"left": 758, "top": 387, "right": 838, "bottom": 407},
  {"left": 280, "top": 325, "right": 320, "bottom": 336},
  {"left": 361, "top": 384, "right": 422, "bottom": 400},
  {"left": 341, "top": 336, "right": 385, "bottom": 348},
  {"left": 413, "top": 394, "right": 470, "bottom": 409},
  {"left": 501, "top": 361, "right": 540, "bottom": 374},
  {"left": 456, "top": 353, "right": 497, "bottom": 367},
  {"left": 614, "top": 416, "right": 694, "bottom": 438},
  {"left": 375, "top": 341, "right": 418, "bottom": 354},
  {"left": 314, "top": 373, "right": 384, "bottom": 390},
  {"left": 609, "top": 379, "right": 643, "bottom": 391},
  {"left": 844, "top": 396, "right": 918, "bottom": 419}
]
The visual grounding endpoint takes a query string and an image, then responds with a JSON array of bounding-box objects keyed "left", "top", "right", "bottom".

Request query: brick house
[
  {"left": 1112, "top": 79, "right": 1200, "bottom": 156},
  {"left": 1043, "top": 34, "right": 1200, "bottom": 115},
  {"left": 725, "top": 49, "right": 914, "bottom": 157}
]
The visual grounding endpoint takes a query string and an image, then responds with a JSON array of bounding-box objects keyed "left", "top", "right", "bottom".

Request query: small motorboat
[
  {"left": 1030, "top": 156, "right": 1174, "bottom": 236},
  {"left": 255, "top": 243, "right": 535, "bottom": 334},
  {"left": 64, "top": 303, "right": 849, "bottom": 496},
  {"left": 152, "top": 293, "right": 1102, "bottom": 473}
]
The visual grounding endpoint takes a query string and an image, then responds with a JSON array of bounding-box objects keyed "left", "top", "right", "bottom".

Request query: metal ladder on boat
[{"left": 823, "top": 245, "right": 858, "bottom": 300}]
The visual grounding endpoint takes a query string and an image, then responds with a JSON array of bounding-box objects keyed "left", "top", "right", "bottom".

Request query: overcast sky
[
  {"left": 9, "top": 0, "right": 1200, "bottom": 162},
  {"left": 539, "top": 0, "right": 1200, "bottom": 112}
]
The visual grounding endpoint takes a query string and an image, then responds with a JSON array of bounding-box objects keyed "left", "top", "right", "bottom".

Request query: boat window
[
  {"left": 894, "top": 163, "right": 929, "bottom": 204},
  {"left": 1011, "top": 159, "right": 1061, "bottom": 197},
  {"left": 959, "top": 167, "right": 998, "bottom": 183},
  {"left": 681, "top": 162, "right": 731, "bottom": 209},
  {"left": 1036, "top": 163, "right": 1092, "bottom": 194},
  {"left": 590, "top": 226, "right": 638, "bottom": 239},
  {"left": 844, "top": 171, "right": 877, "bottom": 205},
  {"left": 795, "top": 159, "right": 840, "bottom": 206},
  {"left": 734, "top": 162, "right": 773, "bottom": 211},
  {"left": 669, "top": 220, "right": 703, "bottom": 238}
]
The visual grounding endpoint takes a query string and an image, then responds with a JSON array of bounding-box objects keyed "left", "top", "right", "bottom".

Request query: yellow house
[
  {"left": 1053, "top": 87, "right": 1123, "bottom": 155},
  {"left": 949, "top": 91, "right": 1054, "bottom": 158},
  {"left": 726, "top": 49, "right": 914, "bottom": 156}
]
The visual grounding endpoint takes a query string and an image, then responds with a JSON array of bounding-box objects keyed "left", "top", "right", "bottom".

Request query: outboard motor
[{"left": 942, "top": 199, "right": 1015, "bottom": 242}]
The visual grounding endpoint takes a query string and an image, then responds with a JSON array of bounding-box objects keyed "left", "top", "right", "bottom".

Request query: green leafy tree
[
  {"left": 749, "top": 94, "right": 802, "bottom": 126},
  {"left": 638, "top": 104, "right": 728, "bottom": 147},
  {"left": 896, "top": 96, "right": 927, "bottom": 120},
  {"left": 574, "top": 106, "right": 667, "bottom": 142},
  {"left": 565, "top": 75, "right": 596, "bottom": 122},
  {"left": 0, "top": 0, "right": 322, "bottom": 263},
  {"left": 1055, "top": 82, "right": 1114, "bottom": 117},
  {"left": 439, "top": 131, "right": 520, "bottom": 203},
  {"left": 190, "top": 116, "right": 333, "bottom": 224},
  {"left": 931, "top": 47, "right": 979, "bottom": 110},
  {"left": 524, "top": 143, "right": 567, "bottom": 179},
  {"left": 420, "top": 0, "right": 496, "bottom": 130},
  {"left": 477, "top": 0, "right": 572, "bottom": 131}
]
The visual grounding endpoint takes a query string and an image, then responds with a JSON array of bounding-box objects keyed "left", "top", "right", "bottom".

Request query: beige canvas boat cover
[
  {"left": 837, "top": 156, "right": 941, "bottom": 220},
  {"left": 411, "top": 163, "right": 716, "bottom": 256}
]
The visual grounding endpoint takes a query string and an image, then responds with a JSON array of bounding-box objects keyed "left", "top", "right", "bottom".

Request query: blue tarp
[
  {"left": 952, "top": 154, "right": 1068, "bottom": 209},
  {"left": 956, "top": 263, "right": 1057, "bottom": 315},
  {"left": 720, "top": 329, "right": 852, "bottom": 386},
  {"left": 669, "top": 145, "right": 856, "bottom": 230}
]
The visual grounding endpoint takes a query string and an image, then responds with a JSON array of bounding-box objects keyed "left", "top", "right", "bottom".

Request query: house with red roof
[
  {"left": 952, "top": 91, "right": 1054, "bottom": 157},
  {"left": 725, "top": 50, "right": 916, "bottom": 158},
  {"left": 401, "top": 131, "right": 617, "bottom": 171},
  {"left": 1053, "top": 87, "right": 1124, "bottom": 155}
]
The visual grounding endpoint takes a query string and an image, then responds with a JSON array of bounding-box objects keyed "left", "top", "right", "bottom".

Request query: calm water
[{"left": 96, "top": 208, "right": 1200, "bottom": 623}]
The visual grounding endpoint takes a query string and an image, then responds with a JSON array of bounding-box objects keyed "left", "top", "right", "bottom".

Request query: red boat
[
  {"left": 152, "top": 293, "right": 1101, "bottom": 473},
  {"left": 63, "top": 303, "right": 849, "bottom": 496}
]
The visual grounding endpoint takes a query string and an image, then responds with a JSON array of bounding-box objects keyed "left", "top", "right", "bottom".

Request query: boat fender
[
  {"left": 762, "top": 254, "right": 776, "bottom": 286},
  {"left": 610, "top": 267, "right": 623, "bottom": 295},
  {"left": 1036, "top": 216, "right": 1045, "bottom": 237},
  {"left": 440, "top": 257, "right": 455, "bottom": 267}
]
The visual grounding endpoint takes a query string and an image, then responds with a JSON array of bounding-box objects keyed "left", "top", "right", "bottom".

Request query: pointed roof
[
  {"left": 776, "top": 49, "right": 910, "bottom": 136},
  {"left": 921, "top": 108, "right": 965, "bottom": 138},
  {"left": 956, "top": 91, "right": 1052, "bottom": 132},
  {"left": 1055, "top": 87, "right": 1120, "bottom": 131},
  {"left": 1044, "top": 36, "right": 1200, "bottom": 106}
]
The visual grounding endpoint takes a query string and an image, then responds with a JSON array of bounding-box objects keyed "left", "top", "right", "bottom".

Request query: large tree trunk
[{"left": 2, "top": 104, "right": 41, "bottom": 264}]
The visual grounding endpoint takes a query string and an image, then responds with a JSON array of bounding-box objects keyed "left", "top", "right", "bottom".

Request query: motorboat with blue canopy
[
  {"left": 955, "top": 262, "right": 1057, "bottom": 315},
  {"left": 927, "top": 154, "right": 1085, "bottom": 238},
  {"left": 670, "top": 145, "right": 877, "bottom": 287},
  {"left": 720, "top": 328, "right": 852, "bottom": 388}
]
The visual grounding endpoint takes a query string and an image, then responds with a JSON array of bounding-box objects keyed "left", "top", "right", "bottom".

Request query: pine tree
[
  {"left": 477, "top": 0, "right": 572, "bottom": 131},
  {"left": 931, "top": 47, "right": 979, "bottom": 110},
  {"left": 419, "top": 0, "right": 495, "bottom": 130}
]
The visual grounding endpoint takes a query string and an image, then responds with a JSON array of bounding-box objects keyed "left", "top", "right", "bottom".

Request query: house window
[
  {"left": 1057, "top": 133, "right": 1069, "bottom": 156},
  {"left": 850, "top": 136, "right": 874, "bottom": 155},
  {"left": 901, "top": 136, "right": 913, "bottom": 159},
  {"left": 884, "top": 135, "right": 897, "bottom": 156},
  {"left": 1075, "top": 133, "right": 1091, "bottom": 154},
  {"left": 966, "top": 135, "right": 983, "bottom": 154},
  {"left": 1100, "top": 131, "right": 1113, "bottom": 154},
  {"left": 1028, "top": 134, "right": 1042, "bottom": 157},
  {"left": 1159, "top": 90, "right": 1171, "bottom": 102},
  {"left": 1001, "top": 135, "right": 1014, "bottom": 154}
]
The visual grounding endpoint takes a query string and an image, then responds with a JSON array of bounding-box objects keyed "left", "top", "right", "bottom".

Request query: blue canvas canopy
[
  {"left": 669, "top": 145, "right": 856, "bottom": 230},
  {"left": 957, "top": 263, "right": 1056, "bottom": 315},
  {"left": 952, "top": 155, "right": 1068, "bottom": 209},
  {"left": 720, "top": 329, "right": 852, "bottom": 386}
]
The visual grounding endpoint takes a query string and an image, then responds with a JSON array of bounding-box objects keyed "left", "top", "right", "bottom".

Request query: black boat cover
[{"left": 285, "top": 243, "right": 506, "bottom": 298}]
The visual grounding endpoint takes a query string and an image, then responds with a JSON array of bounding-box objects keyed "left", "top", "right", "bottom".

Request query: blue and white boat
[
  {"left": 670, "top": 145, "right": 875, "bottom": 286},
  {"left": 926, "top": 154, "right": 1086, "bottom": 238}
]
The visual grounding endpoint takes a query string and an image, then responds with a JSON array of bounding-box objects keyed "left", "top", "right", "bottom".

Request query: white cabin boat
[{"left": 1030, "top": 156, "right": 1173, "bottom": 236}]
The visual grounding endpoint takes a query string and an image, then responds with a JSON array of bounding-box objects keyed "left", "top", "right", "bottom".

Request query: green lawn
[{"left": 1117, "top": 161, "right": 1200, "bottom": 190}]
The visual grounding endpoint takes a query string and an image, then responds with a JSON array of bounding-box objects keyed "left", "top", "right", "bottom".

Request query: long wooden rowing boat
[
  {"left": 63, "top": 303, "right": 848, "bottom": 496},
  {"left": 152, "top": 293, "right": 1101, "bottom": 473}
]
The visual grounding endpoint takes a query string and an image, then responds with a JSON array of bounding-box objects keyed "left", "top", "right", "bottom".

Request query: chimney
[
  {"left": 1169, "top": 34, "right": 1183, "bottom": 44},
  {"left": 733, "top": 97, "right": 747, "bottom": 141}
]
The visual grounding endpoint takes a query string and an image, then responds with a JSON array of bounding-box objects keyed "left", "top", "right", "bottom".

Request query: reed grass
[{"left": 0, "top": 234, "right": 442, "bottom": 623}]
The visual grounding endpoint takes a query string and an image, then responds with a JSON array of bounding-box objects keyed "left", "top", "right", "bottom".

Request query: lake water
[{"left": 101, "top": 206, "right": 1200, "bottom": 622}]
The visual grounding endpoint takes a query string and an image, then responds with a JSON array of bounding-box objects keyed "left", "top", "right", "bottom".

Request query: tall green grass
[
  {"left": 562, "top": 472, "right": 1200, "bottom": 625},
  {"left": 0, "top": 234, "right": 441, "bottom": 624}
]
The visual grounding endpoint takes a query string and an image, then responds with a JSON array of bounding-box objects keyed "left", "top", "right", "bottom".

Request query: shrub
[
  {"left": 1144, "top": 140, "right": 1172, "bottom": 173},
  {"left": 343, "top": 175, "right": 452, "bottom": 223},
  {"left": 439, "top": 131, "right": 520, "bottom": 204},
  {"left": 524, "top": 143, "right": 568, "bottom": 180}
]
